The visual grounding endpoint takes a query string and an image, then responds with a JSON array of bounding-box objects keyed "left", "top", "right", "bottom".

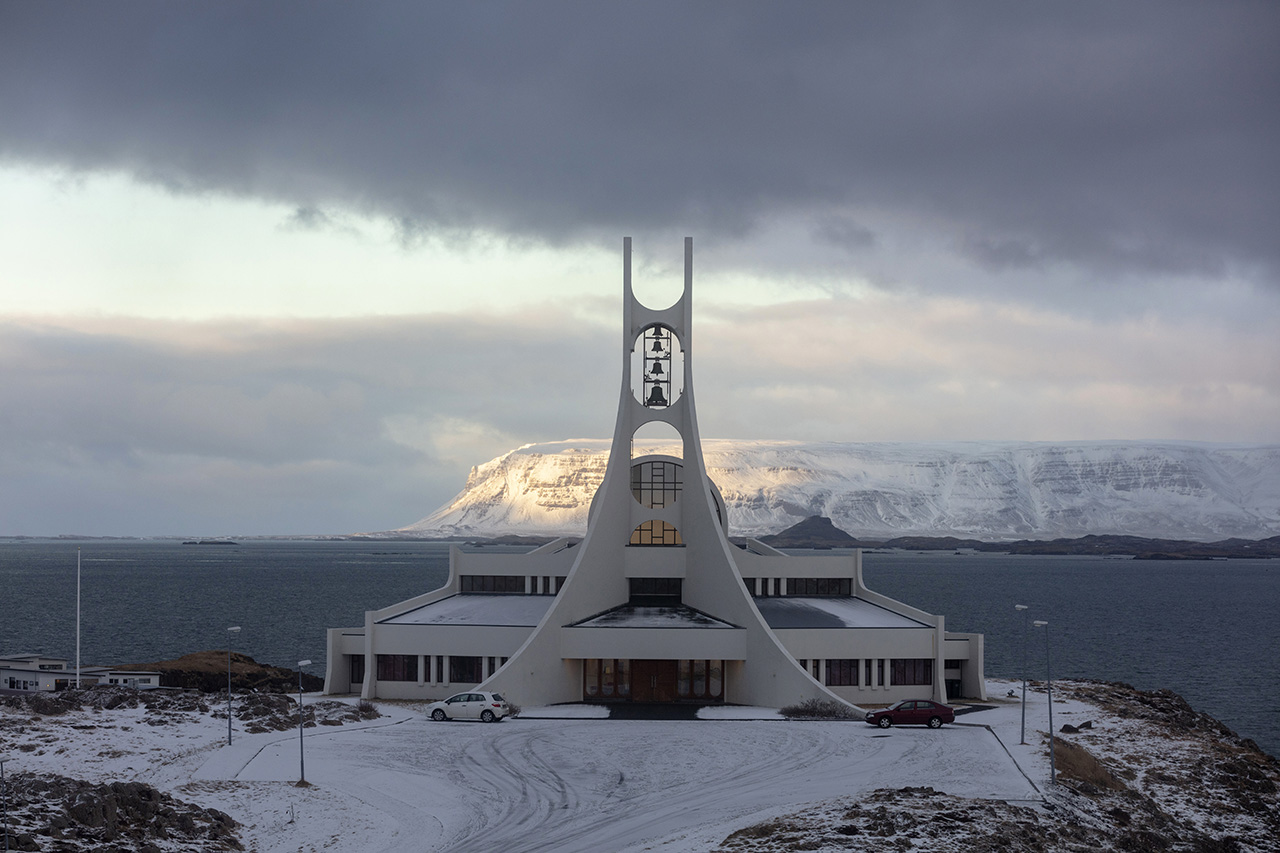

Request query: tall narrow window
[
  {"left": 617, "top": 659, "right": 631, "bottom": 697},
  {"left": 602, "top": 660, "right": 616, "bottom": 696}
]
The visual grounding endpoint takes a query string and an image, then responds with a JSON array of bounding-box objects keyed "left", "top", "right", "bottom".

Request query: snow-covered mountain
[{"left": 399, "top": 440, "right": 1280, "bottom": 541}]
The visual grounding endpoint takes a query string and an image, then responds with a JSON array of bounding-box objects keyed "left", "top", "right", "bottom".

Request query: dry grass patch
[{"left": 1054, "top": 738, "right": 1128, "bottom": 792}]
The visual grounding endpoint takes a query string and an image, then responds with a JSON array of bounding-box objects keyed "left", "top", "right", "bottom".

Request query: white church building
[{"left": 324, "top": 239, "right": 986, "bottom": 709}]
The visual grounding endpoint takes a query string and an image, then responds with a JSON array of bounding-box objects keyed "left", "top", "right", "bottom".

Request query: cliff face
[{"left": 399, "top": 440, "right": 1280, "bottom": 541}]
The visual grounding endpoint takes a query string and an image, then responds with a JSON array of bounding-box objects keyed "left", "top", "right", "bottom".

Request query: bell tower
[{"left": 481, "top": 238, "right": 841, "bottom": 709}]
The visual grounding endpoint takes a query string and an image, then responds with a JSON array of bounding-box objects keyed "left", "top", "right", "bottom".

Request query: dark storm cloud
[{"left": 2, "top": 1, "right": 1275, "bottom": 285}]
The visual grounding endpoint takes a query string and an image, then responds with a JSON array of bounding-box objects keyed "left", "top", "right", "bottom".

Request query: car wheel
[
  {"left": 877, "top": 716, "right": 892, "bottom": 728},
  {"left": 431, "top": 709, "right": 446, "bottom": 722},
  {"left": 480, "top": 709, "right": 496, "bottom": 723},
  {"left": 928, "top": 716, "right": 942, "bottom": 728}
]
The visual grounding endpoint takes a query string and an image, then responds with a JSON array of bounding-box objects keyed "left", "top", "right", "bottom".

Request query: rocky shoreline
[{"left": 718, "top": 681, "right": 1279, "bottom": 853}]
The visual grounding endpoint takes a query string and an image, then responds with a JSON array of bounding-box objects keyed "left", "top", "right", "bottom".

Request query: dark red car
[{"left": 865, "top": 699, "right": 955, "bottom": 728}]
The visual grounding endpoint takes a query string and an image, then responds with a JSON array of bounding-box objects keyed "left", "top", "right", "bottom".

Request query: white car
[{"left": 426, "top": 691, "right": 511, "bottom": 723}]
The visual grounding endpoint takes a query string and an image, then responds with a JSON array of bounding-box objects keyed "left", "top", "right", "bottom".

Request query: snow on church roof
[
  {"left": 379, "top": 594, "right": 554, "bottom": 627},
  {"left": 755, "top": 596, "right": 930, "bottom": 629},
  {"left": 567, "top": 605, "right": 740, "bottom": 629}
]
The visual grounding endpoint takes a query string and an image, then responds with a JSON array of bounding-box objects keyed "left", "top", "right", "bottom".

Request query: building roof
[
  {"left": 755, "top": 596, "right": 930, "bottom": 629},
  {"left": 378, "top": 594, "right": 554, "bottom": 627},
  {"left": 567, "top": 604, "right": 740, "bottom": 629}
]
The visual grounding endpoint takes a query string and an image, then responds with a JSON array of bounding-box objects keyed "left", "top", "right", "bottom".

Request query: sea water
[
  {"left": 1, "top": 539, "right": 1275, "bottom": 756},
  {"left": 858, "top": 549, "right": 1280, "bottom": 758}
]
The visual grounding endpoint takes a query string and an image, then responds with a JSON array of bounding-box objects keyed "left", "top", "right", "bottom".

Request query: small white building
[
  {"left": 81, "top": 668, "right": 161, "bottom": 689},
  {"left": 0, "top": 655, "right": 74, "bottom": 691},
  {"left": 325, "top": 239, "right": 986, "bottom": 709},
  {"left": 1, "top": 655, "right": 160, "bottom": 692}
]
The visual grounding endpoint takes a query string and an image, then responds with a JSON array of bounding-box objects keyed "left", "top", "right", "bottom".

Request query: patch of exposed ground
[
  {"left": 1, "top": 773, "right": 242, "bottom": 852},
  {"left": 716, "top": 680, "right": 1278, "bottom": 853},
  {"left": 116, "top": 651, "right": 325, "bottom": 693},
  {"left": 1, "top": 685, "right": 379, "bottom": 733},
  {"left": 0, "top": 686, "right": 383, "bottom": 851}
]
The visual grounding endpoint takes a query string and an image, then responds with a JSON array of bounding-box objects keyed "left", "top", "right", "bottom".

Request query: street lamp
[
  {"left": 226, "top": 627, "right": 241, "bottom": 746},
  {"left": 1015, "top": 604, "right": 1029, "bottom": 745},
  {"left": 296, "top": 660, "right": 312, "bottom": 785},
  {"left": 2, "top": 755, "right": 10, "bottom": 853},
  {"left": 1034, "top": 619, "right": 1055, "bottom": 784}
]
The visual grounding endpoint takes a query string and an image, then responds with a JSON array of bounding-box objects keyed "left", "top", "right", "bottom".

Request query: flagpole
[{"left": 76, "top": 548, "right": 81, "bottom": 689}]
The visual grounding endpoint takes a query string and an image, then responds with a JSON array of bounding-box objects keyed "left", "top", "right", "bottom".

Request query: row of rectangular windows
[
  {"left": 459, "top": 575, "right": 565, "bottom": 594},
  {"left": 798, "top": 657, "right": 934, "bottom": 687},
  {"left": 745, "top": 577, "right": 853, "bottom": 597},
  {"left": 364, "top": 654, "right": 509, "bottom": 684}
]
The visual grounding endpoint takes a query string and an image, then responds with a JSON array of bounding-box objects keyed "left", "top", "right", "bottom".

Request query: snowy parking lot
[
  {"left": 8, "top": 680, "right": 1277, "bottom": 852},
  {"left": 160, "top": 701, "right": 1040, "bottom": 852}
]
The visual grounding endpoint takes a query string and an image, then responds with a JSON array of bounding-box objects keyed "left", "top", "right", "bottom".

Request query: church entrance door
[{"left": 631, "top": 659, "right": 678, "bottom": 702}]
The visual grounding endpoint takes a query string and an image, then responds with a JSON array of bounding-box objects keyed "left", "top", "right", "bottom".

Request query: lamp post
[
  {"left": 1015, "top": 604, "right": 1029, "bottom": 745},
  {"left": 75, "top": 549, "right": 81, "bottom": 690},
  {"left": 1034, "top": 619, "right": 1055, "bottom": 784},
  {"left": 2, "top": 755, "right": 9, "bottom": 853},
  {"left": 226, "top": 627, "right": 241, "bottom": 746},
  {"left": 296, "top": 660, "right": 312, "bottom": 785}
]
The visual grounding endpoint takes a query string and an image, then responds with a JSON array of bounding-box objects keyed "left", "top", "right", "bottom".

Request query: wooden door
[
  {"left": 652, "top": 661, "right": 678, "bottom": 702},
  {"left": 631, "top": 660, "right": 679, "bottom": 702},
  {"left": 632, "top": 660, "right": 656, "bottom": 701}
]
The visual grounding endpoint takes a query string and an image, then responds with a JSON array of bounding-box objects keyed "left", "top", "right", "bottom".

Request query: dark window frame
[
  {"left": 824, "top": 658, "right": 858, "bottom": 687},
  {"left": 890, "top": 658, "right": 934, "bottom": 686},
  {"left": 631, "top": 460, "right": 684, "bottom": 509},
  {"left": 449, "top": 655, "right": 483, "bottom": 684},
  {"left": 376, "top": 654, "right": 418, "bottom": 682},
  {"left": 459, "top": 574, "right": 525, "bottom": 593},
  {"left": 629, "top": 519, "right": 684, "bottom": 546},
  {"left": 785, "top": 577, "right": 853, "bottom": 596}
]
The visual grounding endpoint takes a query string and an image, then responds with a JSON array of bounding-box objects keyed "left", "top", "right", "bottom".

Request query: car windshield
[
  {"left": 491, "top": 693, "right": 504, "bottom": 701},
  {"left": 887, "top": 701, "right": 909, "bottom": 710}
]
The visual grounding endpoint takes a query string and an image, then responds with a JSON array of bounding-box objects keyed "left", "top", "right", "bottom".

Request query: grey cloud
[
  {"left": 3, "top": 283, "right": 1278, "bottom": 536},
  {"left": 0, "top": 316, "right": 614, "bottom": 535},
  {"left": 959, "top": 235, "right": 1046, "bottom": 271},
  {"left": 812, "top": 217, "right": 879, "bottom": 253},
  {"left": 1, "top": 1, "right": 1275, "bottom": 289}
]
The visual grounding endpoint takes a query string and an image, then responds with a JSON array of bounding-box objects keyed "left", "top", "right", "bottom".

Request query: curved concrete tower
[
  {"left": 325, "top": 238, "right": 985, "bottom": 710},
  {"left": 480, "top": 238, "right": 847, "bottom": 707}
]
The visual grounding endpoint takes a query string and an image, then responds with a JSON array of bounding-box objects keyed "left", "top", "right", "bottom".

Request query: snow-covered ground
[{"left": 3, "top": 680, "right": 1276, "bottom": 852}]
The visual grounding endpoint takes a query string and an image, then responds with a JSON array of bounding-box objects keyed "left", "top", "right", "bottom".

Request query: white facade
[
  {"left": 324, "top": 239, "right": 986, "bottom": 708},
  {"left": 0, "top": 655, "right": 161, "bottom": 692},
  {"left": 0, "top": 655, "right": 73, "bottom": 692}
]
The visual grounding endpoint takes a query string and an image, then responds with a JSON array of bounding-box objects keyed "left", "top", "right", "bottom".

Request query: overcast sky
[{"left": 1, "top": 1, "right": 1277, "bottom": 536}]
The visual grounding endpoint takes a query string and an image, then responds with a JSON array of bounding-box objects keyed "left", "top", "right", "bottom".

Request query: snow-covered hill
[{"left": 399, "top": 440, "right": 1280, "bottom": 541}]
